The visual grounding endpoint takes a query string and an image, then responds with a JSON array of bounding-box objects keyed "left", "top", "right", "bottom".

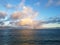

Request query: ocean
[{"left": 0, "top": 29, "right": 60, "bottom": 45}]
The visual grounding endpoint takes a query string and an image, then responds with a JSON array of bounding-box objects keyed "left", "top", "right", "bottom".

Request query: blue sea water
[{"left": 0, "top": 29, "right": 60, "bottom": 45}]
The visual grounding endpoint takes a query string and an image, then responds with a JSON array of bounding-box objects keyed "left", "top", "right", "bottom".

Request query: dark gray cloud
[
  {"left": 0, "top": 11, "right": 7, "bottom": 19},
  {"left": 0, "top": 21, "right": 4, "bottom": 25},
  {"left": 42, "top": 17, "right": 60, "bottom": 24},
  {"left": 0, "top": 11, "right": 8, "bottom": 25}
]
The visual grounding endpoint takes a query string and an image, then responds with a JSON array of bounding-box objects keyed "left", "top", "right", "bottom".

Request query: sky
[{"left": 0, "top": 0, "right": 60, "bottom": 28}]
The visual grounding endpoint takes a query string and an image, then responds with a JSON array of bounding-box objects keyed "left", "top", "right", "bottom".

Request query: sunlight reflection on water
[{"left": 0, "top": 29, "right": 60, "bottom": 45}]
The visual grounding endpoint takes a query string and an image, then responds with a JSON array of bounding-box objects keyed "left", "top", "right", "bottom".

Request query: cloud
[
  {"left": 0, "top": 21, "right": 4, "bottom": 25},
  {"left": 7, "top": 0, "right": 39, "bottom": 27},
  {"left": 6, "top": 1, "right": 39, "bottom": 27},
  {"left": 42, "top": 23, "right": 60, "bottom": 28},
  {"left": 15, "top": 0, "right": 26, "bottom": 10},
  {"left": 42, "top": 16, "right": 60, "bottom": 24},
  {"left": 45, "top": 0, "right": 60, "bottom": 7},
  {"left": 22, "top": 6, "right": 33, "bottom": 16},
  {"left": 10, "top": 6, "right": 38, "bottom": 20},
  {"left": 0, "top": 11, "right": 7, "bottom": 19},
  {"left": 46, "top": 0, "right": 53, "bottom": 7},
  {"left": 49, "top": 17, "right": 60, "bottom": 23},
  {"left": 0, "top": 0, "right": 13, "bottom": 9},
  {"left": 38, "top": 17, "right": 60, "bottom": 28},
  {"left": 56, "top": 0, "right": 60, "bottom": 6},
  {"left": 5, "top": 3, "right": 13, "bottom": 9},
  {"left": 20, "top": 0, "right": 26, "bottom": 7},
  {"left": 8, "top": 5, "right": 39, "bottom": 28},
  {"left": 22, "top": 6, "right": 38, "bottom": 18},
  {"left": 10, "top": 11, "right": 23, "bottom": 21},
  {"left": 0, "top": 11, "right": 7, "bottom": 25},
  {"left": 18, "top": 6, "right": 38, "bottom": 26},
  {"left": 34, "top": 2, "right": 40, "bottom": 6},
  {"left": 0, "top": 0, "right": 44, "bottom": 28},
  {"left": 10, "top": 6, "right": 33, "bottom": 21}
]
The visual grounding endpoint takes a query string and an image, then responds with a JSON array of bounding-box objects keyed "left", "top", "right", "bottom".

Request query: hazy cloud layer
[
  {"left": 46, "top": 0, "right": 60, "bottom": 7},
  {"left": 56, "top": 0, "right": 60, "bottom": 6},
  {"left": 46, "top": 0, "right": 53, "bottom": 7},
  {"left": 5, "top": 3, "right": 13, "bottom": 9},
  {"left": 34, "top": 2, "right": 40, "bottom": 6}
]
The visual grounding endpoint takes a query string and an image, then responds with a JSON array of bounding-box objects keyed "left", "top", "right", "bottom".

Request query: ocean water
[{"left": 0, "top": 29, "right": 60, "bottom": 45}]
